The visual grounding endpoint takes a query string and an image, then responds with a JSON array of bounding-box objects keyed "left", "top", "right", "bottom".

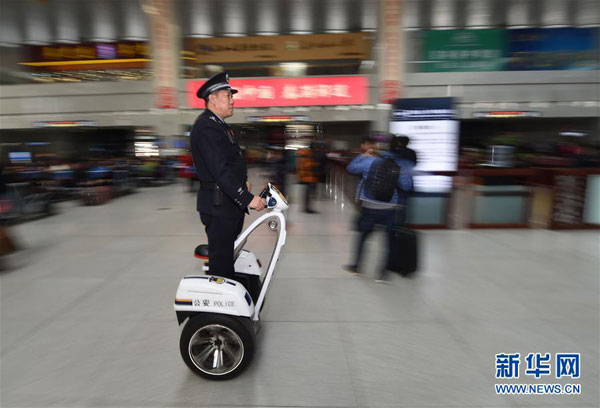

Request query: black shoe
[
  {"left": 343, "top": 265, "right": 359, "bottom": 275},
  {"left": 305, "top": 209, "right": 319, "bottom": 214}
]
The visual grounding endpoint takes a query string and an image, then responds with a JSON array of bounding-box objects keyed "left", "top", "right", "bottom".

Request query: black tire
[{"left": 180, "top": 313, "right": 255, "bottom": 380}]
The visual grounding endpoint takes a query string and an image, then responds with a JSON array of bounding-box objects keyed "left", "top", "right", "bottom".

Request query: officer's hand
[
  {"left": 249, "top": 195, "right": 266, "bottom": 211},
  {"left": 246, "top": 181, "right": 252, "bottom": 192}
]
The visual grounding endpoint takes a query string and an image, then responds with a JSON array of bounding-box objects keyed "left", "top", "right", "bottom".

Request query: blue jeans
[{"left": 351, "top": 207, "right": 395, "bottom": 279}]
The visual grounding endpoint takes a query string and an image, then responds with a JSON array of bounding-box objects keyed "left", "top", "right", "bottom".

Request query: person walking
[
  {"left": 343, "top": 135, "right": 415, "bottom": 283},
  {"left": 296, "top": 145, "right": 318, "bottom": 213},
  {"left": 386, "top": 135, "right": 417, "bottom": 226},
  {"left": 190, "top": 72, "right": 265, "bottom": 279}
]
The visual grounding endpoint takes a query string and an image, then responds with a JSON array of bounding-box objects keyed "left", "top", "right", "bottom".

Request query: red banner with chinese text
[{"left": 187, "top": 76, "right": 369, "bottom": 108}]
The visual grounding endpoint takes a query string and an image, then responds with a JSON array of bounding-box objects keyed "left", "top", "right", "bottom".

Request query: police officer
[{"left": 191, "top": 72, "right": 265, "bottom": 279}]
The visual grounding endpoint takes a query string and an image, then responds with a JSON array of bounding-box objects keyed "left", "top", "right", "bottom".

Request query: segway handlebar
[
  {"left": 256, "top": 183, "right": 288, "bottom": 211},
  {"left": 258, "top": 186, "right": 270, "bottom": 199}
]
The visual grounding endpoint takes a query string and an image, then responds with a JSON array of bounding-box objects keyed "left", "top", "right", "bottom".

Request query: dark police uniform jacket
[{"left": 191, "top": 109, "right": 254, "bottom": 218}]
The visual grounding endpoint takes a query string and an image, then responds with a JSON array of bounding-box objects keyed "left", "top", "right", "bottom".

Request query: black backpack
[{"left": 364, "top": 158, "right": 401, "bottom": 202}]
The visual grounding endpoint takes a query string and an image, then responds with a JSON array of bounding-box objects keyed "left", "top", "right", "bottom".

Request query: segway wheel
[{"left": 180, "top": 313, "right": 255, "bottom": 380}]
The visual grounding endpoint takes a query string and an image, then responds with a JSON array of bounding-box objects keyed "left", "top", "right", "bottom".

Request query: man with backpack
[{"left": 343, "top": 135, "right": 415, "bottom": 283}]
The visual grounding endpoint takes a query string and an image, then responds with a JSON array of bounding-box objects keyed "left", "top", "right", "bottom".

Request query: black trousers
[
  {"left": 199, "top": 213, "right": 244, "bottom": 279},
  {"left": 303, "top": 182, "right": 316, "bottom": 212},
  {"left": 351, "top": 207, "right": 396, "bottom": 280}
]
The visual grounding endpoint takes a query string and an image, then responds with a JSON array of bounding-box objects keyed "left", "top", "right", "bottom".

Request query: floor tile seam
[
  {"left": 328, "top": 278, "right": 366, "bottom": 408},
  {"left": 0, "top": 254, "right": 96, "bottom": 301},
  {"left": 283, "top": 233, "right": 356, "bottom": 236},
  {"left": 281, "top": 251, "right": 359, "bottom": 254},
  {"left": 439, "top": 317, "right": 600, "bottom": 324},
  {"left": 260, "top": 319, "right": 447, "bottom": 324},
  {"left": 275, "top": 276, "right": 366, "bottom": 279},
  {"left": 490, "top": 281, "right": 598, "bottom": 317},
  {"left": 447, "top": 232, "right": 600, "bottom": 262},
  {"left": 51, "top": 234, "right": 202, "bottom": 238},
  {"left": 273, "top": 276, "right": 364, "bottom": 280},
  {"left": 0, "top": 393, "right": 542, "bottom": 408},
  {"left": 413, "top": 293, "right": 519, "bottom": 408},
  {"left": 0, "top": 255, "right": 140, "bottom": 358},
  {"left": 480, "top": 268, "right": 600, "bottom": 292},
  {"left": 479, "top": 237, "right": 600, "bottom": 255},
  {"left": 526, "top": 250, "right": 598, "bottom": 265},
  {"left": 45, "top": 232, "right": 357, "bottom": 237},
  {"left": 538, "top": 317, "right": 600, "bottom": 356},
  {"left": 467, "top": 231, "right": 527, "bottom": 255},
  {"left": 0, "top": 316, "right": 176, "bottom": 323},
  {"left": 279, "top": 252, "right": 354, "bottom": 256},
  {"left": 2, "top": 316, "right": 564, "bottom": 324}
]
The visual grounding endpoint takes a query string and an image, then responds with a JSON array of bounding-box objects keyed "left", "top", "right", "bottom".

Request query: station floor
[{"left": 1, "top": 173, "right": 598, "bottom": 408}]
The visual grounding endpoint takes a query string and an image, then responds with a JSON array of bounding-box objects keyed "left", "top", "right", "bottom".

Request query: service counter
[
  {"left": 326, "top": 157, "right": 600, "bottom": 230},
  {"left": 454, "top": 168, "right": 539, "bottom": 228},
  {"left": 547, "top": 168, "right": 600, "bottom": 229}
]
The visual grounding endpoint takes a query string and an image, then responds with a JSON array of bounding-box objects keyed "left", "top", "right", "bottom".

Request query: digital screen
[
  {"left": 9, "top": 151, "right": 32, "bottom": 163},
  {"left": 390, "top": 98, "right": 459, "bottom": 193},
  {"left": 390, "top": 120, "right": 458, "bottom": 173}
]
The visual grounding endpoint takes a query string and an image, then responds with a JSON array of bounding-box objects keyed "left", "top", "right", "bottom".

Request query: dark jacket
[
  {"left": 394, "top": 146, "right": 417, "bottom": 165},
  {"left": 191, "top": 109, "right": 253, "bottom": 217}
]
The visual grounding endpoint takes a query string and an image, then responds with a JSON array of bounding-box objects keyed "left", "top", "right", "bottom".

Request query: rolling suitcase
[{"left": 387, "top": 226, "right": 418, "bottom": 275}]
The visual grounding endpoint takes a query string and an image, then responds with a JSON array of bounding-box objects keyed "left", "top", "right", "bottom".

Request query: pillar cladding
[
  {"left": 402, "top": 0, "right": 420, "bottom": 31},
  {"left": 379, "top": 0, "right": 404, "bottom": 103},
  {"left": 87, "top": 0, "right": 117, "bottom": 41},
  {"left": 153, "top": 114, "right": 183, "bottom": 156},
  {"left": 0, "top": 1, "right": 22, "bottom": 46},
  {"left": 465, "top": 0, "right": 493, "bottom": 29},
  {"left": 223, "top": 0, "right": 246, "bottom": 36},
  {"left": 430, "top": 0, "right": 457, "bottom": 29},
  {"left": 144, "top": 0, "right": 181, "bottom": 111},
  {"left": 575, "top": 0, "right": 600, "bottom": 27},
  {"left": 541, "top": 0, "right": 570, "bottom": 27},
  {"left": 119, "top": 0, "right": 150, "bottom": 40},
  {"left": 507, "top": 0, "right": 534, "bottom": 28},
  {"left": 54, "top": 0, "right": 79, "bottom": 43},
  {"left": 290, "top": 0, "right": 313, "bottom": 34},
  {"left": 184, "top": 0, "right": 214, "bottom": 38},
  {"left": 256, "top": 0, "right": 278, "bottom": 35},
  {"left": 361, "top": 0, "right": 378, "bottom": 31},
  {"left": 23, "top": 0, "right": 52, "bottom": 45},
  {"left": 325, "top": 0, "right": 350, "bottom": 33}
]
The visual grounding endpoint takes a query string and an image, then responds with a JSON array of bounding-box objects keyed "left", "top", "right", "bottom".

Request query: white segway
[{"left": 174, "top": 183, "right": 288, "bottom": 380}]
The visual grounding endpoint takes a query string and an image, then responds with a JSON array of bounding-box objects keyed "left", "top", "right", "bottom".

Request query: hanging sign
[{"left": 187, "top": 76, "right": 368, "bottom": 108}]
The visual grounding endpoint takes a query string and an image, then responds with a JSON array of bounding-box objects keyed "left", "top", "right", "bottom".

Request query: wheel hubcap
[{"left": 189, "top": 324, "right": 244, "bottom": 376}]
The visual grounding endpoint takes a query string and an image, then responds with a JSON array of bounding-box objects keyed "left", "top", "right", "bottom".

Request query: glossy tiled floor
[{"left": 1, "top": 174, "right": 598, "bottom": 408}]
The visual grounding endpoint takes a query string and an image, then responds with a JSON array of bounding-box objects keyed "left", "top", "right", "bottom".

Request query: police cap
[{"left": 196, "top": 72, "right": 239, "bottom": 99}]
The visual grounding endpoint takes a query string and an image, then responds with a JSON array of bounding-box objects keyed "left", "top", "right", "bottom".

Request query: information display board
[{"left": 390, "top": 98, "right": 458, "bottom": 192}]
